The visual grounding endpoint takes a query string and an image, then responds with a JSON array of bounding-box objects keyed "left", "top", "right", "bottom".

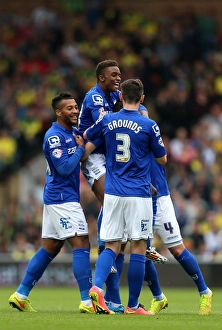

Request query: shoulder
[
  {"left": 139, "top": 103, "right": 148, "bottom": 112},
  {"left": 149, "top": 120, "right": 161, "bottom": 134},
  {"left": 143, "top": 117, "right": 159, "bottom": 127},
  {"left": 44, "top": 127, "right": 65, "bottom": 147},
  {"left": 84, "top": 89, "right": 105, "bottom": 106},
  {"left": 111, "top": 91, "right": 121, "bottom": 100},
  {"left": 139, "top": 117, "right": 161, "bottom": 135}
]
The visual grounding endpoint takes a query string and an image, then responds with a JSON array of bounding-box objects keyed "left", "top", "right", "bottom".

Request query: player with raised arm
[
  {"left": 9, "top": 91, "right": 93, "bottom": 313},
  {"left": 84, "top": 79, "right": 167, "bottom": 315},
  {"left": 79, "top": 60, "right": 154, "bottom": 313},
  {"left": 79, "top": 59, "right": 148, "bottom": 238},
  {"left": 79, "top": 59, "right": 121, "bottom": 208}
]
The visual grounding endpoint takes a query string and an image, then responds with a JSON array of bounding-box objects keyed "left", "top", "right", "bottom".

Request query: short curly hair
[{"left": 95, "top": 59, "right": 119, "bottom": 81}]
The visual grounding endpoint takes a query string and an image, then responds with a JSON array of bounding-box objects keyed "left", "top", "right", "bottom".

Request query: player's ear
[
  {"left": 55, "top": 109, "right": 61, "bottom": 117},
  {"left": 119, "top": 93, "right": 123, "bottom": 101},
  {"left": 99, "top": 74, "right": 105, "bottom": 82},
  {"left": 140, "top": 95, "right": 145, "bottom": 103}
]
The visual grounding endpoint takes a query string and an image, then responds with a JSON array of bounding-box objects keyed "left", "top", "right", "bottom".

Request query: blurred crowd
[{"left": 0, "top": 2, "right": 222, "bottom": 262}]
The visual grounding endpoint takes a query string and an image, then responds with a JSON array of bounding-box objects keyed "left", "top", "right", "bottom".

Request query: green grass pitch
[{"left": 1, "top": 286, "right": 221, "bottom": 330}]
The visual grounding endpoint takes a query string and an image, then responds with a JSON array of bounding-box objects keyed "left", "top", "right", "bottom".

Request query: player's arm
[
  {"left": 81, "top": 135, "right": 103, "bottom": 161},
  {"left": 139, "top": 104, "right": 149, "bottom": 118},
  {"left": 142, "top": 106, "right": 166, "bottom": 164},
  {"left": 50, "top": 134, "right": 85, "bottom": 178},
  {"left": 83, "top": 115, "right": 103, "bottom": 141},
  {"left": 151, "top": 183, "right": 157, "bottom": 196},
  {"left": 88, "top": 93, "right": 107, "bottom": 122},
  {"left": 81, "top": 141, "right": 96, "bottom": 162},
  {"left": 150, "top": 122, "right": 167, "bottom": 165},
  {"left": 56, "top": 148, "right": 85, "bottom": 177},
  {"left": 83, "top": 127, "right": 90, "bottom": 140},
  {"left": 140, "top": 109, "right": 149, "bottom": 118},
  {"left": 112, "top": 100, "right": 123, "bottom": 112},
  {"left": 155, "top": 154, "right": 167, "bottom": 165}
]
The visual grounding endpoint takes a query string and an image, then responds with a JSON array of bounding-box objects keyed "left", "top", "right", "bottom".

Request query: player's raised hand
[
  {"left": 99, "top": 108, "right": 106, "bottom": 118},
  {"left": 112, "top": 100, "right": 123, "bottom": 112}
]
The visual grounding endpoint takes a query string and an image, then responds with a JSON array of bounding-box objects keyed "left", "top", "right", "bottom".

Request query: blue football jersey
[
  {"left": 150, "top": 154, "right": 170, "bottom": 197},
  {"left": 79, "top": 84, "right": 120, "bottom": 154},
  {"left": 43, "top": 122, "right": 82, "bottom": 204},
  {"left": 79, "top": 84, "right": 148, "bottom": 153},
  {"left": 86, "top": 109, "right": 166, "bottom": 197}
]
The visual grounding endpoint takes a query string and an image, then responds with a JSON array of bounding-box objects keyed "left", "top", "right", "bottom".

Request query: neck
[
  {"left": 98, "top": 83, "right": 110, "bottom": 96},
  {"left": 57, "top": 120, "right": 72, "bottom": 131},
  {"left": 122, "top": 102, "right": 140, "bottom": 110}
]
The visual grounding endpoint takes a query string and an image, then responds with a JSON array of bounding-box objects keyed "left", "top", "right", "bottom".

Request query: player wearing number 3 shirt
[{"left": 84, "top": 79, "right": 167, "bottom": 315}]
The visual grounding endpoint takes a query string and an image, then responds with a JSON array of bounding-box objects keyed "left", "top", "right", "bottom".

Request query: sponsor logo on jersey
[
  {"left": 92, "top": 94, "right": 103, "bottom": 106},
  {"left": 68, "top": 146, "right": 77, "bottom": 154},
  {"left": 152, "top": 124, "right": 160, "bottom": 136},
  {"left": 158, "top": 137, "right": 165, "bottom": 147},
  {"left": 48, "top": 135, "right": 61, "bottom": 148},
  {"left": 52, "top": 148, "right": 63, "bottom": 158},
  {"left": 66, "top": 138, "right": 72, "bottom": 143}
]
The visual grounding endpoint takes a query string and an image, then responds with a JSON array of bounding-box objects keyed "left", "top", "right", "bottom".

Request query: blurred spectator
[
  {"left": 0, "top": 128, "right": 17, "bottom": 177},
  {"left": 18, "top": 104, "right": 43, "bottom": 161},
  {"left": 169, "top": 127, "right": 197, "bottom": 166},
  {"left": 208, "top": 188, "right": 222, "bottom": 213},
  {"left": 188, "top": 221, "right": 205, "bottom": 256},
  {"left": 170, "top": 190, "right": 189, "bottom": 236},
  {"left": 9, "top": 232, "right": 36, "bottom": 261},
  {"left": 203, "top": 211, "right": 222, "bottom": 261},
  {"left": 155, "top": 30, "right": 179, "bottom": 67}
]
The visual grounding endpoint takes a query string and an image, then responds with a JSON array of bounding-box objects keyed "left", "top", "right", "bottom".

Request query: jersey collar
[
  {"left": 52, "top": 122, "right": 73, "bottom": 134},
  {"left": 95, "top": 83, "right": 107, "bottom": 98}
]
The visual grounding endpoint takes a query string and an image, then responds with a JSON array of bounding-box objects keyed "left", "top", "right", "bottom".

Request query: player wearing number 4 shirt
[{"left": 144, "top": 154, "right": 213, "bottom": 315}]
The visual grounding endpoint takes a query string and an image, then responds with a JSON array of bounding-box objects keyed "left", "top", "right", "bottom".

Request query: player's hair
[
  {"left": 112, "top": 100, "right": 123, "bottom": 112},
  {"left": 51, "top": 91, "right": 74, "bottom": 111},
  {"left": 120, "top": 79, "right": 144, "bottom": 103},
  {"left": 95, "top": 59, "right": 119, "bottom": 81}
]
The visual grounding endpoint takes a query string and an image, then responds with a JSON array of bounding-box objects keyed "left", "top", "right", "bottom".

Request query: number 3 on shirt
[{"left": 116, "top": 133, "right": 130, "bottom": 162}]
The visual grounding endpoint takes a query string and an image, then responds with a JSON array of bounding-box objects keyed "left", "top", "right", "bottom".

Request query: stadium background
[{"left": 0, "top": 0, "right": 221, "bottom": 287}]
